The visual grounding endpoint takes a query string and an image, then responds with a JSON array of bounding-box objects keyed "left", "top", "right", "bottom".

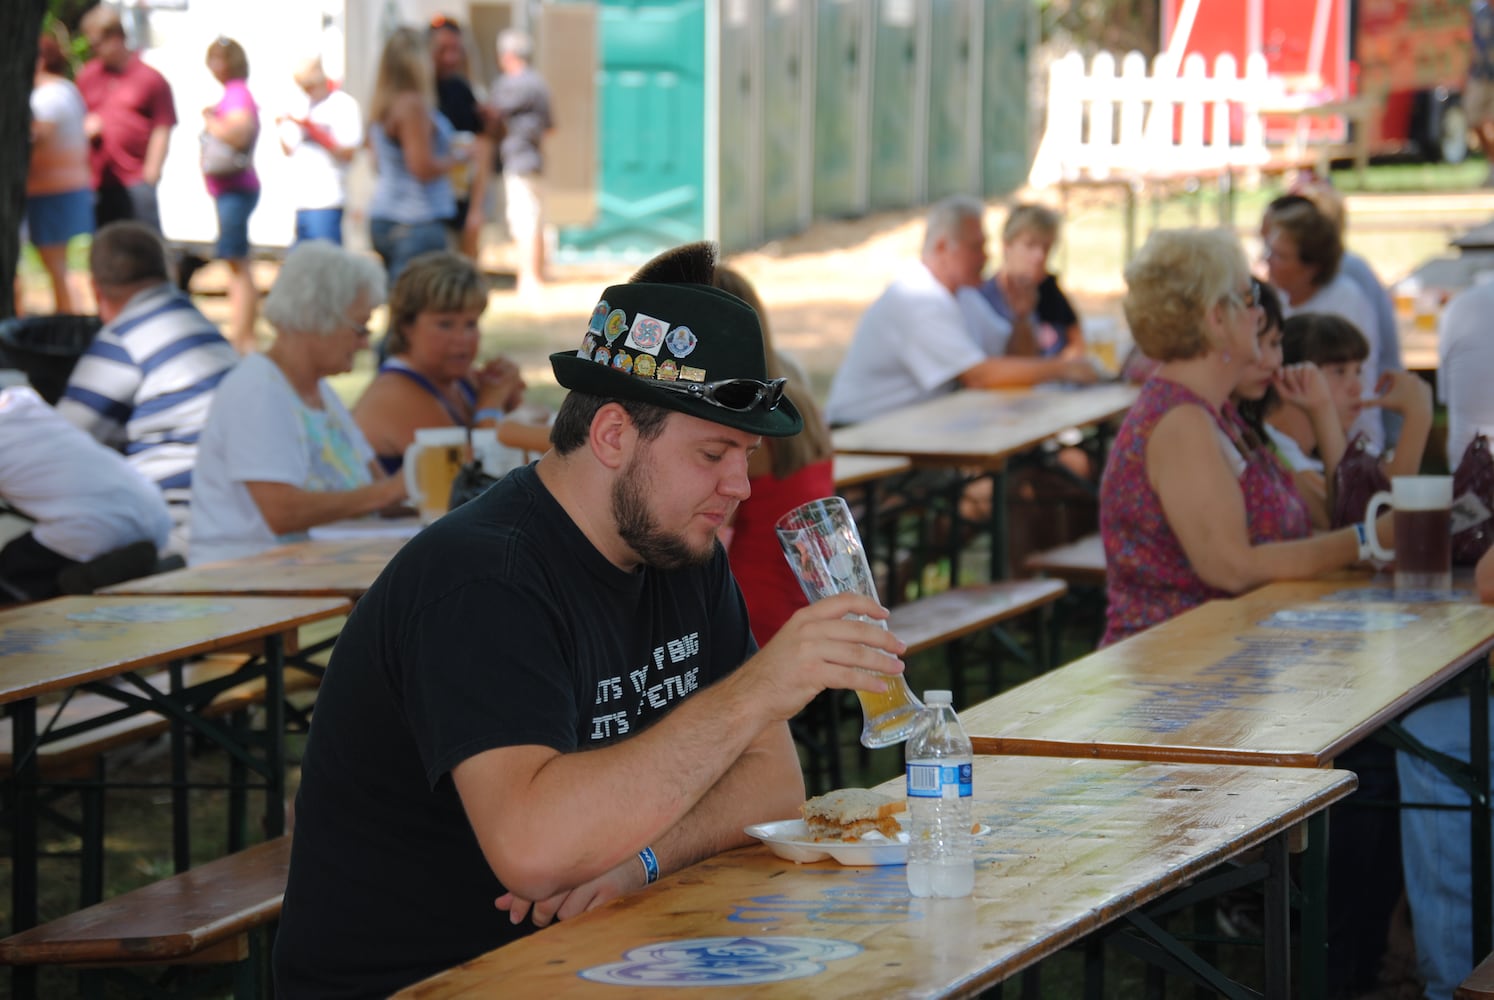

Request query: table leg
[
  {"left": 170, "top": 660, "right": 190, "bottom": 873},
  {"left": 1264, "top": 831, "right": 1291, "bottom": 1000},
  {"left": 1471, "top": 654, "right": 1491, "bottom": 964},
  {"left": 9, "top": 698, "right": 38, "bottom": 1000},
  {"left": 990, "top": 467, "right": 1009, "bottom": 581},
  {"left": 1300, "top": 810, "right": 1329, "bottom": 999},
  {"left": 264, "top": 633, "right": 287, "bottom": 837}
]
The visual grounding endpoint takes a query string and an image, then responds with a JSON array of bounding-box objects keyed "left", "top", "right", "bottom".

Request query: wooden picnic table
[
  {"left": 0, "top": 594, "right": 348, "bottom": 997},
  {"left": 396, "top": 756, "right": 1355, "bottom": 999},
  {"left": 831, "top": 453, "right": 912, "bottom": 489},
  {"left": 963, "top": 585, "right": 1494, "bottom": 766},
  {"left": 959, "top": 578, "right": 1494, "bottom": 992},
  {"left": 830, "top": 385, "right": 1137, "bottom": 580},
  {"left": 99, "top": 535, "right": 410, "bottom": 601},
  {"left": 830, "top": 384, "right": 1139, "bottom": 471}
]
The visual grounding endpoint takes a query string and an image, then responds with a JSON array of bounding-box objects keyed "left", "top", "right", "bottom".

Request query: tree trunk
[{"left": 1, "top": 0, "right": 48, "bottom": 321}]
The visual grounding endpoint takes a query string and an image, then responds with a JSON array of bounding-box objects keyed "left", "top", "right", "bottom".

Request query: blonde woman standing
[{"left": 367, "top": 26, "right": 458, "bottom": 283}]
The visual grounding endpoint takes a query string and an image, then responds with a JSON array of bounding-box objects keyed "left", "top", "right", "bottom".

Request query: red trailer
[{"left": 1163, "top": 0, "right": 1473, "bottom": 162}]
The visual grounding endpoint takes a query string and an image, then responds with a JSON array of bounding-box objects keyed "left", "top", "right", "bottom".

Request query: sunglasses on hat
[{"left": 649, "top": 376, "right": 788, "bottom": 412}]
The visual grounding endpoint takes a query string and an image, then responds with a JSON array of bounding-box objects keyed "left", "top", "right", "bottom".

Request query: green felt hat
[{"left": 550, "top": 282, "right": 803, "bottom": 437}]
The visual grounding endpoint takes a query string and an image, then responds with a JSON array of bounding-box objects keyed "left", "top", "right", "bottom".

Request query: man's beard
[{"left": 611, "top": 454, "right": 716, "bottom": 571}]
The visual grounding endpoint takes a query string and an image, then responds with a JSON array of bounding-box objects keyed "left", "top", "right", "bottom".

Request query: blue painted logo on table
[
  {"left": 1324, "top": 587, "right": 1471, "bottom": 604},
  {"left": 578, "top": 936, "right": 859, "bottom": 986},
  {"left": 1260, "top": 608, "right": 1420, "bottom": 632}
]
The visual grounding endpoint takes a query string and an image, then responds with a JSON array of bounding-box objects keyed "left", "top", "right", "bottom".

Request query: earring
[{"left": 1222, "top": 350, "right": 1233, "bottom": 365}]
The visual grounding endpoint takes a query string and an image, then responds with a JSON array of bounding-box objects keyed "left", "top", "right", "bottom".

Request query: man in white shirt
[
  {"left": 276, "top": 56, "right": 363, "bottom": 245},
  {"left": 1438, "top": 279, "right": 1494, "bottom": 466},
  {"left": 826, "top": 196, "right": 1097, "bottom": 426},
  {"left": 0, "top": 384, "right": 170, "bottom": 602}
]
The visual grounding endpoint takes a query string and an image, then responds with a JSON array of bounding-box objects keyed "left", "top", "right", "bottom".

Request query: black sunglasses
[{"left": 650, "top": 376, "right": 787, "bottom": 412}]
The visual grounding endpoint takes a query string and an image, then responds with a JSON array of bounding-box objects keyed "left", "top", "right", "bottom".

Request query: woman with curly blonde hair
[{"left": 1099, "top": 228, "right": 1383, "bottom": 644}]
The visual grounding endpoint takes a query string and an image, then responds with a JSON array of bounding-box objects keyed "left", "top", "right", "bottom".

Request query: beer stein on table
[
  {"left": 775, "top": 496, "right": 924, "bottom": 748},
  {"left": 1363, "top": 475, "right": 1454, "bottom": 593},
  {"left": 403, "top": 427, "right": 469, "bottom": 524}
]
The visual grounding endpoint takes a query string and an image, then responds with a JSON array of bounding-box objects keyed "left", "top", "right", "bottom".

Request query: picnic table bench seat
[
  {"left": 795, "top": 579, "right": 1066, "bottom": 793},
  {"left": 0, "top": 835, "right": 289, "bottom": 999},
  {"left": 0, "top": 654, "right": 321, "bottom": 781},
  {"left": 1023, "top": 531, "right": 1106, "bottom": 587},
  {"left": 0, "top": 655, "right": 318, "bottom": 908}
]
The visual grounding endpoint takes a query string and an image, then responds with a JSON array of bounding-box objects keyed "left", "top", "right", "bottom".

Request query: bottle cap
[{"left": 922, "top": 689, "right": 952, "bottom": 705}]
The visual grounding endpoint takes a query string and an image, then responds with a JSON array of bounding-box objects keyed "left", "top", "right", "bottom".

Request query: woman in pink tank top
[{"left": 1099, "top": 229, "right": 1387, "bottom": 645}]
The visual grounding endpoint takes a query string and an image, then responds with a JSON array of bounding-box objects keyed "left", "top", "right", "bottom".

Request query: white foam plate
[{"left": 744, "top": 818, "right": 990, "bottom": 867}]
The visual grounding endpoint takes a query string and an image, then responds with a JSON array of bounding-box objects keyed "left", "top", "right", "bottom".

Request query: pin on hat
[{"left": 550, "top": 282, "right": 803, "bottom": 437}]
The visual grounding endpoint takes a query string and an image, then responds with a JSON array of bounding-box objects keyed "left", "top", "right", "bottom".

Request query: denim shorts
[
  {"left": 26, "top": 188, "right": 94, "bottom": 247},
  {"left": 214, "top": 187, "right": 260, "bottom": 260},
  {"left": 295, "top": 208, "right": 344, "bottom": 245},
  {"left": 369, "top": 217, "right": 449, "bottom": 283}
]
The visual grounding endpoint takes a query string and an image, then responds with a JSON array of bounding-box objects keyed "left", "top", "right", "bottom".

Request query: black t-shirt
[{"left": 272, "top": 464, "right": 754, "bottom": 998}]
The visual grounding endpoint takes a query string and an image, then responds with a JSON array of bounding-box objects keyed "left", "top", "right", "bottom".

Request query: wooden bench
[
  {"left": 794, "top": 579, "right": 1067, "bottom": 793},
  {"left": 1023, "top": 531, "right": 1106, "bottom": 587},
  {"left": 0, "top": 835, "right": 289, "bottom": 999},
  {"left": 1459, "top": 950, "right": 1494, "bottom": 999},
  {"left": 0, "top": 656, "right": 319, "bottom": 906},
  {"left": 1024, "top": 531, "right": 1108, "bottom": 653}
]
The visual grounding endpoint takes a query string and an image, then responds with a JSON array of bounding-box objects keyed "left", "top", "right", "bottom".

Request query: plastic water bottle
[{"left": 905, "top": 689, "right": 975, "bottom": 898}]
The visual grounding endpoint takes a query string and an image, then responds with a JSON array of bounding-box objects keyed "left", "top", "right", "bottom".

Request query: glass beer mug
[{"left": 775, "top": 496, "right": 924, "bottom": 748}]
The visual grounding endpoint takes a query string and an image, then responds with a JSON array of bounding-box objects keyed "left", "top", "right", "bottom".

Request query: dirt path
[{"left": 18, "top": 188, "right": 1491, "bottom": 408}]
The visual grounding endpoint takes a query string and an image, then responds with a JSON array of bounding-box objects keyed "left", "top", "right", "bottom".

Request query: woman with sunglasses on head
[
  {"left": 353, "top": 251, "right": 524, "bottom": 474},
  {"left": 1100, "top": 229, "right": 1388, "bottom": 646},
  {"left": 709, "top": 266, "right": 834, "bottom": 645}
]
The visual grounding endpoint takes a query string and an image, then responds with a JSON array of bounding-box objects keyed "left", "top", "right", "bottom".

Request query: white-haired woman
[{"left": 188, "top": 241, "right": 407, "bottom": 564}]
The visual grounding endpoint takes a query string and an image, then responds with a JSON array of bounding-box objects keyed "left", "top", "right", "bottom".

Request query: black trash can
[{"left": 0, "top": 315, "right": 103, "bottom": 405}]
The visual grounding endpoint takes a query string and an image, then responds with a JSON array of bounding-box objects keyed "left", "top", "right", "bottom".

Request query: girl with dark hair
[{"left": 1260, "top": 312, "right": 1432, "bottom": 529}]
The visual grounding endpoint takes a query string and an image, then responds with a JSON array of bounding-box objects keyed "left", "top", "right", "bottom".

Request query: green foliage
[{"left": 1039, "top": 0, "right": 1160, "bottom": 56}]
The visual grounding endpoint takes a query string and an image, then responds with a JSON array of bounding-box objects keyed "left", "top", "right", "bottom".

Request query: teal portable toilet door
[
  {"left": 926, "top": 0, "right": 978, "bottom": 201},
  {"left": 761, "top": 0, "right": 810, "bottom": 240},
  {"left": 812, "top": 0, "right": 871, "bottom": 219},
  {"left": 558, "top": 0, "right": 707, "bottom": 261},
  {"left": 868, "top": 0, "right": 921, "bottom": 210}
]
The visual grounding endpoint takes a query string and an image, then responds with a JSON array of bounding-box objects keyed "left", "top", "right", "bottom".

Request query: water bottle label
[
  {"left": 907, "top": 762, "right": 942, "bottom": 797},
  {"left": 907, "top": 762, "right": 972, "bottom": 798}
]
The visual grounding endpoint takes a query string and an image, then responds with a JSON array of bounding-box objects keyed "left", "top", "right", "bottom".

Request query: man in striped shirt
[{"left": 58, "top": 222, "right": 238, "bottom": 556}]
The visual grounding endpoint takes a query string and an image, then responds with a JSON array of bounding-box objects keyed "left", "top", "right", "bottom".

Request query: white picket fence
[{"left": 1029, "top": 49, "right": 1278, "bottom": 190}]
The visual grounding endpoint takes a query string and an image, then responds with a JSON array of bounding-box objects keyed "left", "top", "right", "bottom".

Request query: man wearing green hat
[{"left": 274, "top": 243, "right": 907, "bottom": 998}]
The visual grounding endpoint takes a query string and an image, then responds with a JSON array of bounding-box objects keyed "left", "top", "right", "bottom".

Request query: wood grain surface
[
  {"left": 97, "top": 536, "right": 408, "bottom": 600},
  {"left": 832, "top": 453, "right": 913, "bottom": 489},
  {"left": 963, "top": 587, "right": 1494, "bottom": 766},
  {"left": 830, "top": 385, "right": 1138, "bottom": 469},
  {"left": 0, "top": 595, "right": 348, "bottom": 704},
  {"left": 396, "top": 757, "right": 1354, "bottom": 999}
]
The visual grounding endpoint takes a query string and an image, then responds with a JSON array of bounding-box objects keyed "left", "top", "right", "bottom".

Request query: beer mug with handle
[
  {"left": 775, "top": 496, "right": 924, "bottom": 748},
  {"left": 403, "top": 427, "right": 469, "bottom": 524},
  {"left": 1362, "top": 475, "right": 1454, "bottom": 593}
]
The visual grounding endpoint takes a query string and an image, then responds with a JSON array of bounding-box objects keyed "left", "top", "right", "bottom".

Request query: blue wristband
[
  {"left": 473, "top": 408, "right": 504, "bottom": 425},
  {"left": 638, "top": 846, "right": 659, "bottom": 885}
]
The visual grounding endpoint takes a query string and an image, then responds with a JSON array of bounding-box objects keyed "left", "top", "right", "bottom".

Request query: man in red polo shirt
[{"left": 77, "top": 5, "right": 176, "bottom": 234}]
